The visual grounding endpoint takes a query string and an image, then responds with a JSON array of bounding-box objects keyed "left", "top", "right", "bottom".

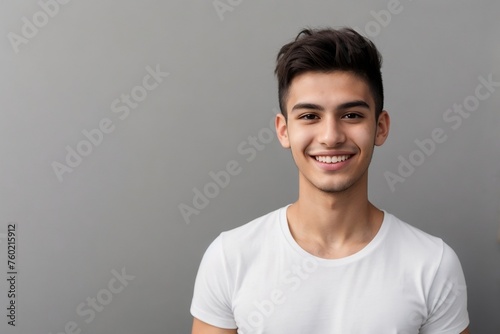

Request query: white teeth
[{"left": 315, "top": 155, "right": 351, "bottom": 164}]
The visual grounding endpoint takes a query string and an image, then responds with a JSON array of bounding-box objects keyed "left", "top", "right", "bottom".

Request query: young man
[{"left": 191, "top": 27, "right": 470, "bottom": 333}]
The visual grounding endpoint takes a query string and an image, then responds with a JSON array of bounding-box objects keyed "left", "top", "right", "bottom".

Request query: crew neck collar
[{"left": 279, "top": 204, "right": 391, "bottom": 266}]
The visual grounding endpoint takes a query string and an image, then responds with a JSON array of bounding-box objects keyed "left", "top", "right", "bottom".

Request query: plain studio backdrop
[{"left": 0, "top": 0, "right": 499, "bottom": 333}]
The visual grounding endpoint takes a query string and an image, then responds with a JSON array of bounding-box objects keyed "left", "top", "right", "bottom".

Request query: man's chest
[{"left": 232, "top": 259, "right": 426, "bottom": 333}]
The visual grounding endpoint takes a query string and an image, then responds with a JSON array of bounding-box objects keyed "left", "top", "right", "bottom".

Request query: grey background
[{"left": 0, "top": 0, "right": 499, "bottom": 333}]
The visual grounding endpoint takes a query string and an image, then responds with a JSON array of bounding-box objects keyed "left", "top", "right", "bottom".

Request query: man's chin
[{"left": 315, "top": 182, "right": 353, "bottom": 194}]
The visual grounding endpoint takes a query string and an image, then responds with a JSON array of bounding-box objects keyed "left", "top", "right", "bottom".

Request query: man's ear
[
  {"left": 375, "top": 110, "right": 390, "bottom": 146},
  {"left": 275, "top": 113, "right": 290, "bottom": 148}
]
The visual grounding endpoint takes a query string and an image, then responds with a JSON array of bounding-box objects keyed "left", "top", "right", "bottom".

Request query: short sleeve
[
  {"left": 420, "top": 243, "right": 469, "bottom": 334},
  {"left": 190, "top": 235, "right": 237, "bottom": 329}
]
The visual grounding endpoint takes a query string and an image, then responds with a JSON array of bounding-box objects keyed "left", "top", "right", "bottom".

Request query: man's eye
[
  {"left": 343, "top": 113, "right": 363, "bottom": 119},
  {"left": 300, "top": 114, "right": 318, "bottom": 120}
]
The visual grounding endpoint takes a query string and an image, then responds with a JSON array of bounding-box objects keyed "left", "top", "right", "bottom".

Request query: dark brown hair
[{"left": 275, "top": 27, "right": 384, "bottom": 119}]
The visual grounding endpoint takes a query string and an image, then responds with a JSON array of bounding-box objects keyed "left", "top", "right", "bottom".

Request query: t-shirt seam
[
  {"left": 419, "top": 319, "right": 470, "bottom": 334},
  {"left": 190, "top": 304, "right": 238, "bottom": 329}
]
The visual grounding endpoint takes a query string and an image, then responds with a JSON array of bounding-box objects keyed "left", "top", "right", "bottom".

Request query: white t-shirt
[{"left": 191, "top": 206, "right": 469, "bottom": 333}]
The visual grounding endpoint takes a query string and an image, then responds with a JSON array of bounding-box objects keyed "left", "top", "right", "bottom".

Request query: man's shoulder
[
  {"left": 383, "top": 211, "right": 449, "bottom": 261},
  {"left": 220, "top": 206, "right": 285, "bottom": 240},
  {"left": 212, "top": 206, "right": 286, "bottom": 259},
  {"left": 386, "top": 212, "right": 442, "bottom": 242}
]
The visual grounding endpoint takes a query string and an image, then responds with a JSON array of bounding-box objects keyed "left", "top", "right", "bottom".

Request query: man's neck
[{"left": 286, "top": 176, "right": 384, "bottom": 259}]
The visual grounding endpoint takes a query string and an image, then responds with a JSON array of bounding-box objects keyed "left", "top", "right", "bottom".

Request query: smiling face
[{"left": 276, "top": 71, "right": 390, "bottom": 194}]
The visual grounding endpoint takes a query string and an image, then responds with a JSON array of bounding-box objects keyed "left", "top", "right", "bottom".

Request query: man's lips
[
  {"left": 310, "top": 152, "right": 355, "bottom": 164},
  {"left": 314, "top": 154, "right": 353, "bottom": 164}
]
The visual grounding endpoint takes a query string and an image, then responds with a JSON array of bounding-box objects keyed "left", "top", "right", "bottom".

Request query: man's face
[{"left": 276, "top": 71, "right": 389, "bottom": 194}]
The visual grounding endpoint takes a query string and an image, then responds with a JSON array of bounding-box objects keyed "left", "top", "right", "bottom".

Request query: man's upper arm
[
  {"left": 460, "top": 326, "right": 470, "bottom": 334},
  {"left": 192, "top": 318, "right": 237, "bottom": 334}
]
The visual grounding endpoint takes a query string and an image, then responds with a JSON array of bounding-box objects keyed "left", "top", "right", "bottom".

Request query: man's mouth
[{"left": 314, "top": 155, "right": 353, "bottom": 164}]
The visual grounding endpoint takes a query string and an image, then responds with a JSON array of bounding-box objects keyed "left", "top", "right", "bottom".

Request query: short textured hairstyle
[{"left": 275, "top": 27, "right": 384, "bottom": 119}]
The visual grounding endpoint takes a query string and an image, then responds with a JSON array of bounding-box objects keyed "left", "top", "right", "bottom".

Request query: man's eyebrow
[
  {"left": 337, "top": 100, "right": 371, "bottom": 110},
  {"left": 291, "top": 100, "right": 371, "bottom": 113},
  {"left": 291, "top": 102, "right": 324, "bottom": 112}
]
